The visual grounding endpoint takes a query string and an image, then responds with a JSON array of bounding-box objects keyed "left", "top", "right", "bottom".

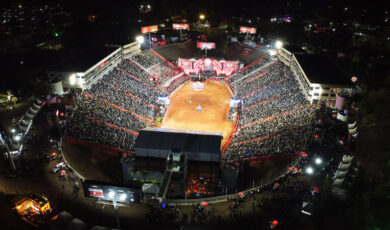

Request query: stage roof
[{"left": 134, "top": 128, "right": 222, "bottom": 162}]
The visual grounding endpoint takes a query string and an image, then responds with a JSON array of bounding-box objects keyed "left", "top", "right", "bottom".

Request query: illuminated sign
[
  {"left": 173, "top": 23, "right": 189, "bottom": 30},
  {"left": 178, "top": 58, "right": 239, "bottom": 76},
  {"left": 141, "top": 25, "right": 158, "bottom": 33},
  {"left": 239, "top": 26, "right": 256, "bottom": 34},
  {"left": 89, "top": 188, "right": 105, "bottom": 198},
  {"left": 197, "top": 42, "right": 216, "bottom": 50},
  {"left": 83, "top": 180, "right": 140, "bottom": 203}
]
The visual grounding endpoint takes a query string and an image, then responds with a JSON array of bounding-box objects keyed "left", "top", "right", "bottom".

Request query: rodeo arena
[{"left": 4, "top": 24, "right": 359, "bottom": 229}]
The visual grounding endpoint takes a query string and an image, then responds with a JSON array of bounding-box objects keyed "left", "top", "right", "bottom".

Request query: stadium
[{"left": 53, "top": 36, "right": 321, "bottom": 203}]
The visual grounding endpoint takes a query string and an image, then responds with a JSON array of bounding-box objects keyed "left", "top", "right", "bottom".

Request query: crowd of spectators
[
  {"left": 64, "top": 105, "right": 138, "bottom": 150},
  {"left": 223, "top": 59, "right": 316, "bottom": 160},
  {"left": 226, "top": 55, "right": 270, "bottom": 84},
  {"left": 62, "top": 52, "right": 170, "bottom": 150},
  {"left": 165, "top": 74, "right": 190, "bottom": 94},
  {"left": 63, "top": 49, "right": 316, "bottom": 160},
  {"left": 130, "top": 52, "right": 159, "bottom": 69}
]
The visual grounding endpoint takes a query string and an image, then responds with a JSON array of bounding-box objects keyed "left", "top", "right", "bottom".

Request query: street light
[
  {"left": 136, "top": 35, "right": 144, "bottom": 44},
  {"left": 306, "top": 166, "right": 314, "bottom": 174},
  {"left": 315, "top": 158, "right": 322, "bottom": 165},
  {"left": 199, "top": 14, "right": 205, "bottom": 20},
  {"left": 275, "top": 40, "right": 283, "bottom": 49}
]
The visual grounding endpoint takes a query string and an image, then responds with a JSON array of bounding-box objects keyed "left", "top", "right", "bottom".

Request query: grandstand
[{"left": 60, "top": 41, "right": 317, "bottom": 165}]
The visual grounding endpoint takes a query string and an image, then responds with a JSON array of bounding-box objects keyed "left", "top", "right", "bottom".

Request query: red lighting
[
  {"left": 293, "top": 167, "right": 299, "bottom": 171},
  {"left": 318, "top": 119, "right": 322, "bottom": 123},
  {"left": 288, "top": 167, "right": 292, "bottom": 171},
  {"left": 59, "top": 112, "right": 64, "bottom": 116},
  {"left": 51, "top": 152, "right": 56, "bottom": 157},
  {"left": 313, "top": 186, "right": 319, "bottom": 192},
  {"left": 332, "top": 113, "right": 337, "bottom": 117},
  {"left": 97, "top": 61, "right": 107, "bottom": 69},
  {"left": 197, "top": 42, "right": 216, "bottom": 50},
  {"left": 315, "top": 135, "right": 319, "bottom": 139},
  {"left": 330, "top": 103, "right": 334, "bottom": 106},
  {"left": 202, "top": 201, "right": 208, "bottom": 206},
  {"left": 301, "top": 152, "right": 308, "bottom": 157},
  {"left": 238, "top": 192, "right": 244, "bottom": 196},
  {"left": 271, "top": 220, "right": 279, "bottom": 226}
]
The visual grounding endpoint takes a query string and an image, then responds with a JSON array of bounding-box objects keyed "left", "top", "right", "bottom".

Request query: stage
[{"left": 161, "top": 81, "right": 234, "bottom": 147}]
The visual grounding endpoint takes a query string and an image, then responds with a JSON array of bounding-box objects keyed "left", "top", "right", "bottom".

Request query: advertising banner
[
  {"left": 141, "top": 25, "right": 158, "bottom": 34},
  {"left": 173, "top": 23, "right": 189, "bottom": 30},
  {"left": 239, "top": 26, "right": 256, "bottom": 34}
]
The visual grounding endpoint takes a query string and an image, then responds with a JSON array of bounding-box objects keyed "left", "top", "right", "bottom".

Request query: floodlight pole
[
  {"left": 113, "top": 200, "right": 122, "bottom": 230},
  {"left": 149, "top": 32, "right": 152, "bottom": 49}
]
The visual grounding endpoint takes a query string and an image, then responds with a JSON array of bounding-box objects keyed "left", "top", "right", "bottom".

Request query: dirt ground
[{"left": 161, "top": 81, "right": 234, "bottom": 147}]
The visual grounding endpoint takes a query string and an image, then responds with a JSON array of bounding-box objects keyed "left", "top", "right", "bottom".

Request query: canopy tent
[{"left": 142, "top": 183, "right": 160, "bottom": 195}]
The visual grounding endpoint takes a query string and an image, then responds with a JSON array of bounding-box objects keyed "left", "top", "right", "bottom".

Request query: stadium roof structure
[
  {"left": 294, "top": 54, "right": 352, "bottom": 86},
  {"left": 134, "top": 128, "right": 222, "bottom": 162},
  {"left": 48, "top": 46, "right": 117, "bottom": 73},
  {"left": 283, "top": 45, "right": 306, "bottom": 54}
]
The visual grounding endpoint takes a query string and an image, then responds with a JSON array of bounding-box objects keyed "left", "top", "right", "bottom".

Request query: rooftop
[
  {"left": 48, "top": 46, "right": 117, "bottom": 73},
  {"left": 295, "top": 54, "right": 352, "bottom": 86}
]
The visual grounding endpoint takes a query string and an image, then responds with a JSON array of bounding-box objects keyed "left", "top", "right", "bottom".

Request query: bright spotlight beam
[
  {"left": 275, "top": 40, "right": 283, "bottom": 49},
  {"left": 136, "top": 35, "right": 145, "bottom": 44},
  {"left": 306, "top": 167, "right": 314, "bottom": 174}
]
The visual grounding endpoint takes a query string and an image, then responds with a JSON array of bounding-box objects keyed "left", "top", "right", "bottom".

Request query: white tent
[{"left": 142, "top": 183, "right": 160, "bottom": 195}]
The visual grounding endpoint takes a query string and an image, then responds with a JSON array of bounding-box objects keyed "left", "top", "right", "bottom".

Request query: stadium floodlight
[
  {"left": 13, "top": 135, "right": 21, "bottom": 142},
  {"left": 69, "top": 74, "right": 76, "bottom": 85},
  {"left": 269, "top": 49, "right": 277, "bottom": 56},
  {"left": 136, "top": 35, "right": 145, "bottom": 44},
  {"left": 119, "top": 193, "right": 126, "bottom": 201},
  {"left": 305, "top": 166, "right": 314, "bottom": 174},
  {"left": 199, "top": 14, "right": 205, "bottom": 20},
  {"left": 315, "top": 158, "right": 322, "bottom": 165},
  {"left": 275, "top": 40, "right": 283, "bottom": 49},
  {"left": 108, "top": 191, "right": 115, "bottom": 199}
]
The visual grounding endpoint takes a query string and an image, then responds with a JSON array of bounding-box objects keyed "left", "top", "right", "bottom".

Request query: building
[{"left": 279, "top": 47, "right": 353, "bottom": 104}]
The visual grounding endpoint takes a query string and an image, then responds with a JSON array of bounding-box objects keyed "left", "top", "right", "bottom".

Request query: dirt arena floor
[{"left": 161, "top": 81, "right": 234, "bottom": 147}]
